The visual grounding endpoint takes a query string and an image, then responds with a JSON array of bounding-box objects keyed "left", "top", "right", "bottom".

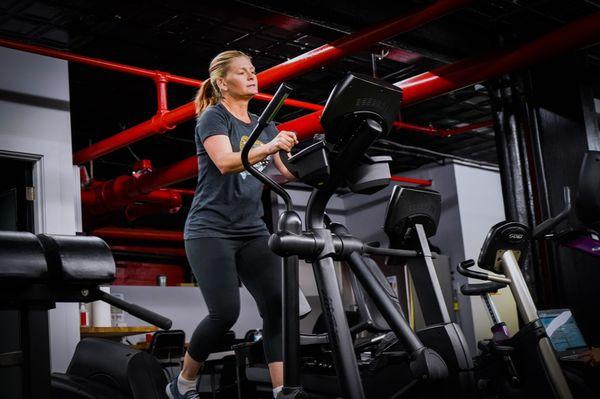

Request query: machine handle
[
  {"left": 95, "top": 289, "right": 172, "bottom": 330},
  {"left": 363, "top": 245, "right": 421, "bottom": 258},
  {"left": 268, "top": 231, "right": 320, "bottom": 258},
  {"left": 457, "top": 259, "right": 491, "bottom": 280},
  {"left": 241, "top": 83, "right": 294, "bottom": 211},
  {"left": 532, "top": 186, "right": 572, "bottom": 239},
  {"left": 457, "top": 260, "right": 512, "bottom": 284},
  {"left": 257, "top": 83, "right": 293, "bottom": 125},
  {"left": 460, "top": 282, "right": 506, "bottom": 296}
]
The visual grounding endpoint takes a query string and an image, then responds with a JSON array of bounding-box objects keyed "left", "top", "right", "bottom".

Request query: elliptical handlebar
[
  {"left": 257, "top": 84, "right": 293, "bottom": 126},
  {"left": 241, "top": 82, "right": 294, "bottom": 211},
  {"left": 323, "top": 214, "right": 424, "bottom": 259},
  {"left": 269, "top": 231, "right": 429, "bottom": 261},
  {"left": 532, "top": 186, "right": 572, "bottom": 239},
  {"left": 457, "top": 259, "right": 480, "bottom": 277},
  {"left": 457, "top": 259, "right": 511, "bottom": 284},
  {"left": 363, "top": 245, "right": 421, "bottom": 258}
]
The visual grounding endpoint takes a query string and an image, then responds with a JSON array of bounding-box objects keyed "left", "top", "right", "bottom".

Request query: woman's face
[{"left": 218, "top": 56, "right": 258, "bottom": 99}]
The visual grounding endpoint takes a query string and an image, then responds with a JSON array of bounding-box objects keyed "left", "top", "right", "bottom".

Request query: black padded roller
[
  {"left": 37, "top": 234, "right": 115, "bottom": 284},
  {"left": 0, "top": 231, "right": 47, "bottom": 280}
]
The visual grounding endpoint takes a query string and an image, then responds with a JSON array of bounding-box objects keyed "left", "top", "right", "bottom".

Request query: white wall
[
  {"left": 109, "top": 286, "right": 262, "bottom": 342},
  {"left": 0, "top": 46, "right": 79, "bottom": 372}
]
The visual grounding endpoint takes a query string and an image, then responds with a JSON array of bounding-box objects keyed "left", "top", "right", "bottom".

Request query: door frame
[{"left": 0, "top": 150, "right": 44, "bottom": 233}]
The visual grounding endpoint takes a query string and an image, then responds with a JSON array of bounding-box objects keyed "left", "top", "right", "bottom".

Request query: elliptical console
[
  {"left": 320, "top": 72, "right": 402, "bottom": 146},
  {"left": 281, "top": 73, "right": 401, "bottom": 193},
  {"left": 384, "top": 186, "right": 441, "bottom": 248}
]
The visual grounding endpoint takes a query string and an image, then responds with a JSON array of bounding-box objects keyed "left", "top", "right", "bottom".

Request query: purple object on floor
[{"left": 564, "top": 234, "right": 600, "bottom": 257}]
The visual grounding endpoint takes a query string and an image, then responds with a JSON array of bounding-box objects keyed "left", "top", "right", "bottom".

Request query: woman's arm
[
  {"left": 274, "top": 152, "right": 297, "bottom": 181},
  {"left": 204, "top": 135, "right": 269, "bottom": 174},
  {"left": 204, "top": 131, "right": 297, "bottom": 175}
]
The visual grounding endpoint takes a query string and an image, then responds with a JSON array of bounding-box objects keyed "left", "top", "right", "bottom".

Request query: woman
[{"left": 166, "top": 50, "right": 298, "bottom": 399}]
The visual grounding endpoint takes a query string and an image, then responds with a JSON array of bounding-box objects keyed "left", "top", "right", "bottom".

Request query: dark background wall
[{"left": 530, "top": 56, "right": 600, "bottom": 346}]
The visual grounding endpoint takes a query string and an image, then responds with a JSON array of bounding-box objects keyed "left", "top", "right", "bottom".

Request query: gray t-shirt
[{"left": 184, "top": 103, "right": 278, "bottom": 239}]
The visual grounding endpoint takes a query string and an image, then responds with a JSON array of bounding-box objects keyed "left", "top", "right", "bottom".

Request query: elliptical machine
[
  {"left": 241, "top": 74, "right": 449, "bottom": 399},
  {"left": 382, "top": 186, "right": 476, "bottom": 398}
]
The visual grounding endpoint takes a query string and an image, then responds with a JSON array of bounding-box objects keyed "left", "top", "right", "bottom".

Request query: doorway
[
  {"left": 0, "top": 156, "right": 36, "bottom": 399},
  {"left": 0, "top": 157, "right": 35, "bottom": 232}
]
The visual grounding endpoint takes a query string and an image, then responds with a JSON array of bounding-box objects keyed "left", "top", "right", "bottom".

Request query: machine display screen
[{"left": 539, "top": 309, "right": 588, "bottom": 353}]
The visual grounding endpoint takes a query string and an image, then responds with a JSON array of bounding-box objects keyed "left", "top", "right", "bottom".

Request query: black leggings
[{"left": 184, "top": 236, "right": 282, "bottom": 363}]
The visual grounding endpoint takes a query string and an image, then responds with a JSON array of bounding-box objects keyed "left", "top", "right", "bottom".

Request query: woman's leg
[
  {"left": 183, "top": 237, "right": 242, "bottom": 379},
  {"left": 181, "top": 352, "right": 202, "bottom": 380},
  {"left": 236, "top": 236, "right": 284, "bottom": 388}
]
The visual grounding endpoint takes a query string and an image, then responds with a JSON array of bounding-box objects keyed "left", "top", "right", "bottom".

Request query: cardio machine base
[
  {"left": 416, "top": 323, "right": 477, "bottom": 398},
  {"left": 51, "top": 338, "right": 167, "bottom": 399}
]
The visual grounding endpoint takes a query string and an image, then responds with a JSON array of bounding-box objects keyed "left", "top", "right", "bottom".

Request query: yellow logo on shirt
[{"left": 240, "top": 135, "right": 264, "bottom": 150}]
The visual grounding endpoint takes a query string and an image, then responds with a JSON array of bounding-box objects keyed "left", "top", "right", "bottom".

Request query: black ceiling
[{"left": 1, "top": 0, "right": 599, "bottom": 182}]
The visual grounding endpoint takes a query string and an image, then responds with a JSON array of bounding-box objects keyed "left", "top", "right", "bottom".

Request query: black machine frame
[{"left": 241, "top": 74, "right": 452, "bottom": 399}]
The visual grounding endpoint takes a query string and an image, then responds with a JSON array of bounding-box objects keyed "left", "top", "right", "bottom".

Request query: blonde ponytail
[
  {"left": 194, "top": 50, "right": 251, "bottom": 115},
  {"left": 194, "top": 80, "right": 220, "bottom": 115}
]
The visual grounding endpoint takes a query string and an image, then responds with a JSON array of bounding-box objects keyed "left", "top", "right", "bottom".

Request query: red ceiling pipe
[
  {"left": 168, "top": 188, "right": 196, "bottom": 196},
  {"left": 399, "top": 12, "right": 600, "bottom": 105},
  {"left": 276, "top": 11, "right": 600, "bottom": 138},
  {"left": 255, "top": 0, "right": 474, "bottom": 89},
  {"left": 110, "top": 245, "right": 187, "bottom": 257},
  {"left": 79, "top": 116, "right": 464, "bottom": 215},
  {"left": 0, "top": 37, "right": 321, "bottom": 111},
  {"left": 81, "top": 156, "right": 204, "bottom": 216},
  {"left": 91, "top": 227, "right": 184, "bottom": 242},
  {"left": 391, "top": 176, "right": 432, "bottom": 186},
  {"left": 80, "top": 8, "right": 600, "bottom": 215},
  {"left": 123, "top": 189, "right": 182, "bottom": 222},
  {"left": 72, "top": 91, "right": 321, "bottom": 164},
  {"left": 131, "top": 189, "right": 182, "bottom": 207},
  {"left": 288, "top": 110, "right": 329, "bottom": 141},
  {"left": 394, "top": 120, "right": 493, "bottom": 137},
  {"left": 155, "top": 72, "right": 169, "bottom": 113},
  {"left": 71, "top": 91, "right": 321, "bottom": 165},
  {"left": 71, "top": 0, "right": 473, "bottom": 165},
  {"left": 149, "top": 73, "right": 323, "bottom": 111},
  {"left": 78, "top": 119, "right": 172, "bottom": 163},
  {"left": 124, "top": 202, "right": 182, "bottom": 222},
  {"left": 394, "top": 121, "right": 438, "bottom": 135},
  {"left": 81, "top": 182, "right": 182, "bottom": 216},
  {"left": 254, "top": 93, "right": 323, "bottom": 111},
  {"left": 440, "top": 120, "right": 493, "bottom": 137},
  {"left": 0, "top": 38, "right": 324, "bottom": 164},
  {"left": 80, "top": 178, "right": 133, "bottom": 215}
]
